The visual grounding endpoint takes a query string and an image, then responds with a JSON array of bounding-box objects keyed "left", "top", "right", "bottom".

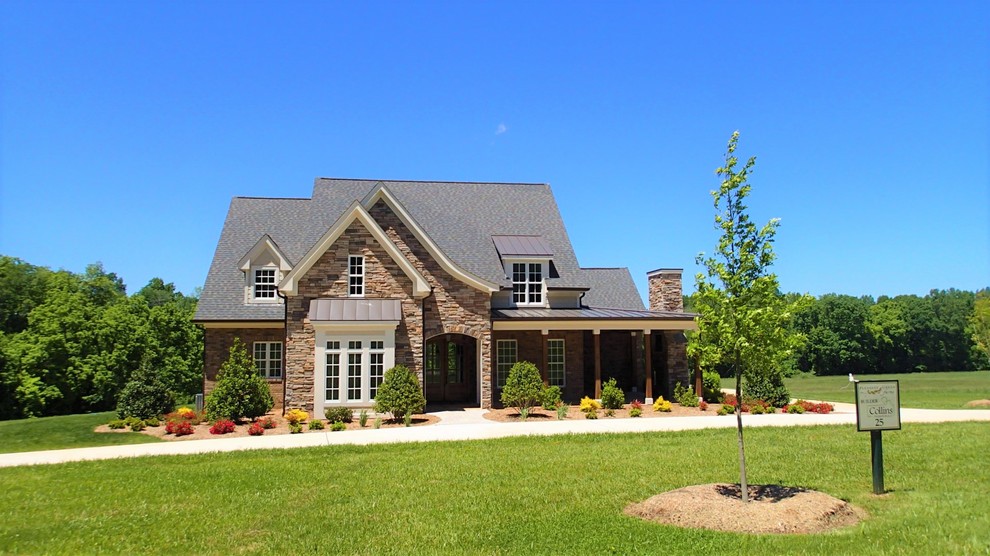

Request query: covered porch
[{"left": 490, "top": 307, "right": 698, "bottom": 405}]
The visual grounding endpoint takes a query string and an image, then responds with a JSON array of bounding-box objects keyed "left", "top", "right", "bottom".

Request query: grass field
[
  {"left": 721, "top": 371, "right": 990, "bottom": 409},
  {"left": 0, "top": 411, "right": 161, "bottom": 454},
  {"left": 1, "top": 423, "right": 988, "bottom": 554}
]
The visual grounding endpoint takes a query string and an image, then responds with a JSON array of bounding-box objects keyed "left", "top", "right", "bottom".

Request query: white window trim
[
  {"left": 314, "top": 325, "right": 396, "bottom": 416},
  {"left": 348, "top": 255, "right": 365, "bottom": 297},
  {"left": 496, "top": 339, "right": 518, "bottom": 388},
  {"left": 504, "top": 259, "right": 547, "bottom": 308},
  {"left": 244, "top": 265, "right": 282, "bottom": 303},
  {"left": 547, "top": 338, "right": 565, "bottom": 387},
  {"left": 253, "top": 341, "right": 283, "bottom": 379}
]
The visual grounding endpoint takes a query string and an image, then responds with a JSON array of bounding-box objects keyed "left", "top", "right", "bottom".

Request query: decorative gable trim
[
  {"left": 361, "top": 183, "right": 499, "bottom": 293},
  {"left": 238, "top": 234, "right": 293, "bottom": 272},
  {"left": 279, "top": 201, "right": 431, "bottom": 298}
]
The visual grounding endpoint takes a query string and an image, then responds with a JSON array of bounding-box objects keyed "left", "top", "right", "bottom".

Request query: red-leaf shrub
[
  {"left": 258, "top": 416, "right": 277, "bottom": 429},
  {"left": 699, "top": 400, "right": 709, "bottom": 411},
  {"left": 792, "top": 400, "right": 834, "bottom": 414},
  {"left": 165, "top": 420, "right": 194, "bottom": 436},
  {"left": 209, "top": 419, "right": 236, "bottom": 434},
  {"left": 630, "top": 399, "right": 643, "bottom": 410},
  {"left": 248, "top": 422, "right": 265, "bottom": 436}
]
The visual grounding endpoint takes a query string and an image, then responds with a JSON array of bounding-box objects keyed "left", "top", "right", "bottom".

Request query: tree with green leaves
[
  {"left": 969, "top": 291, "right": 990, "bottom": 368},
  {"left": 205, "top": 338, "right": 274, "bottom": 422},
  {"left": 688, "top": 131, "right": 807, "bottom": 503}
]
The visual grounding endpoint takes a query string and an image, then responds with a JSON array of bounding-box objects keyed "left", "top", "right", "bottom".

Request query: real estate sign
[{"left": 855, "top": 380, "right": 901, "bottom": 432}]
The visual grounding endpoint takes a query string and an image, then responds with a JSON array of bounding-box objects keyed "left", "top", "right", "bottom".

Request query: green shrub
[
  {"left": 308, "top": 419, "right": 325, "bottom": 430},
  {"left": 143, "top": 417, "right": 160, "bottom": 427},
  {"left": 786, "top": 404, "right": 805, "bottom": 414},
  {"left": 556, "top": 404, "right": 568, "bottom": 420},
  {"left": 675, "top": 382, "right": 699, "bottom": 407},
  {"left": 750, "top": 403, "right": 765, "bottom": 415},
  {"left": 108, "top": 419, "right": 127, "bottom": 430},
  {"left": 585, "top": 410, "right": 598, "bottom": 419},
  {"left": 373, "top": 417, "right": 382, "bottom": 429},
  {"left": 373, "top": 365, "right": 426, "bottom": 422},
  {"left": 541, "top": 385, "right": 562, "bottom": 411},
  {"left": 331, "top": 421, "right": 346, "bottom": 431},
  {"left": 717, "top": 405, "right": 733, "bottom": 416},
  {"left": 124, "top": 416, "right": 143, "bottom": 428},
  {"left": 744, "top": 372, "right": 790, "bottom": 408},
  {"left": 116, "top": 361, "right": 175, "bottom": 420},
  {"left": 289, "top": 422, "right": 303, "bottom": 434},
  {"left": 358, "top": 409, "right": 369, "bottom": 427},
  {"left": 600, "top": 378, "right": 624, "bottom": 410},
  {"left": 500, "top": 361, "right": 544, "bottom": 413},
  {"left": 630, "top": 407, "right": 642, "bottom": 418},
  {"left": 206, "top": 338, "right": 274, "bottom": 422},
  {"left": 604, "top": 408, "right": 615, "bottom": 417},
  {"left": 519, "top": 407, "right": 530, "bottom": 420},
  {"left": 404, "top": 412, "right": 412, "bottom": 427},
  {"left": 324, "top": 406, "right": 353, "bottom": 424},
  {"left": 702, "top": 370, "right": 723, "bottom": 403}
]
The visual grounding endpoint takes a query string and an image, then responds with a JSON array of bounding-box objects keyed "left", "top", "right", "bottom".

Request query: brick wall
[{"left": 203, "top": 327, "right": 286, "bottom": 412}]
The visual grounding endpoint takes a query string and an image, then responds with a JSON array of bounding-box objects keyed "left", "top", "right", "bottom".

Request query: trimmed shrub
[
  {"left": 744, "top": 372, "right": 790, "bottom": 408},
  {"left": 116, "top": 361, "right": 175, "bottom": 420},
  {"left": 675, "top": 382, "right": 699, "bottom": 407},
  {"left": 699, "top": 400, "right": 709, "bottom": 411},
  {"left": 750, "top": 403, "right": 765, "bottom": 415},
  {"left": 167, "top": 420, "right": 194, "bottom": 436},
  {"left": 248, "top": 422, "right": 265, "bottom": 436},
  {"left": 289, "top": 423, "right": 303, "bottom": 434},
  {"left": 143, "top": 417, "right": 160, "bottom": 427},
  {"left": 206, "top": 338, "right": 274, "bottom": 422},
  {"left": 579, "top": 396, "right": 601, "bottom": 417},
  {"left": 108, "top": 419, "right": 127, "bottom": 430},
  {"left": 308, "top": 419, "right": 325, "bottom": 430},
  {"left": 629, "top": 407, "right": 642, "bottom": 418},
  {"left": 285, "top": 408, "right": 309, "bottom": 425},
  {"left": 541, "top": 385, "right": 562, "bottom": 411},
  {"left": 653, "top": 397, "right": 672, "bottom": 412},
  {"left": 331, "top": 421, "right": 346, "bottom": 432},
  {"left": 124, "top": 416, "right": 143, "bottom": 429},
  {"left": 324, "top": 406, "right": 353, "bottom": 424},
  {"left": 500, "top": 361, "right": 544, "bottom": 413},
  {"left": 373, "top": 365, "right": 426, "bottom": 421},
  {"left": 785, "top": 403, "right": 806, "bottom": 414},
  {"left": 209, "top": 419, "right": 236, "bottom": 434},
  {"left": 176, "top": 407, "right": 197, "bottom": 419},
  {"left": 258, "top": 416, "right": 277, "bottom": 429},
  {"left": 702, "top": 370, "right": 723, "bottom": 403},
  {"left": 600, "top": 378, "right": 624, "bottom": 410}
]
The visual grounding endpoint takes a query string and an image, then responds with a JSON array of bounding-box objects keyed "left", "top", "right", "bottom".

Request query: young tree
[
  {"left": 499, "top": 361, "right": 544, "bottom": 415},
  {"left": 688, "top": 131, "right": 806, "bottom": 502},
  {"left": 206, "top": 338, "right": 274, "bottom": 422},
  {"left": 373, "top": 365, "right": 426, "bottom": 422}
]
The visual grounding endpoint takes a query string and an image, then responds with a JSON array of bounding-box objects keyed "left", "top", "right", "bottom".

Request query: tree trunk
[{"left": 735, "top": 364, "right": 748, "bottom": 503}]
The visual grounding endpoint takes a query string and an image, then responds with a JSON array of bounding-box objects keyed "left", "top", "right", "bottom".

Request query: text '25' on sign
[{"left": 855, "top": 380, "right": 901, "bottom": 432}]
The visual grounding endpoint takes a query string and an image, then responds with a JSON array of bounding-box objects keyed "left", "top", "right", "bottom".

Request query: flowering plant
[
  {"left": 284, "top": 409, "right": 308, "bottom": 425},
  {"left": 248, "top": 422, "right": 265, "bottom": 436},
  {"left": 209, "top": 419, "right": 236, "bottom": 434}
]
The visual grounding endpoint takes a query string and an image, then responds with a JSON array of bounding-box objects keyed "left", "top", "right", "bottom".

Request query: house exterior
[{"left": 194, "top": 178, "right": 697, "bottom": 413}]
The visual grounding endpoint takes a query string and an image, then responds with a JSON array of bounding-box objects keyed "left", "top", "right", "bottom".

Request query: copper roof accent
[
  {"left": 492, "top": 235, "right": 554, "bottom": 257},
  {"left": 309, "top": 298, "right": 402, "bottom": 321},
  {"left": 491, "top": 307, "right": 696, "bottom": 321}
]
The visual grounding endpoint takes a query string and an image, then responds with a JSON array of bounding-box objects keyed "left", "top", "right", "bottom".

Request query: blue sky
[{"left": 1, "top": 1, "right": 987, "bottom": 302}]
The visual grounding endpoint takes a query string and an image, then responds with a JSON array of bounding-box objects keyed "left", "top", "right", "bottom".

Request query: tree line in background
[
  {"left": 0, "top": 256, "right": 203, "bottom": 420},
  {"left": 687, "top": 288, "right": 990, "bottom": 376}
]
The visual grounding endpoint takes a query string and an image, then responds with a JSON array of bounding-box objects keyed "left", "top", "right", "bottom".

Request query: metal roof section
[
  {"left": 492, "top": 307, "right": 696, "bottom": 320},
  {"left": 309, "top": 298, "right": 402, "bottom": 322},
  {"left": 491, "top": 306, "right": 698, "bottom": 331},
  {"left": 492, "top": 235, "right": 555, "bottom": 258}
]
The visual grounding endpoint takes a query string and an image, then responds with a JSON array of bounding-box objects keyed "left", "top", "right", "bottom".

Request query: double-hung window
[
  {"left": 547, "top": 339, "right": 565, "bottom": 387},
  {"left": 348, "top": 255, "right": 364, "bottom": 297},
  {"left": 253, "top": 268, "right": 277, "bottom": 300},
  {"left": 496, "top": 339, "right": 517, "bottom": 388},
  {"left": 254, "top": 341, "right": 283, "bottom": 379},
  {"left": 511, "top": 262, "right": 543, "bottom": 305}
]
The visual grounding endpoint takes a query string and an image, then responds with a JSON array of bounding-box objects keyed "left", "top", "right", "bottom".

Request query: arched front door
[{"left": 424, "top": 334, "right": 476, "bottom": 404}]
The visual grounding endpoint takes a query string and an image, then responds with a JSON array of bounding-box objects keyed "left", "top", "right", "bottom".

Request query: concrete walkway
[{"left": 2, "top": 405, "right": 988, "bottom": 468}]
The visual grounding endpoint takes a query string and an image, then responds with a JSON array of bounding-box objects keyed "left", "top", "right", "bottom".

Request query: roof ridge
[
  {"left": 233, "top": 196, "right": 310, "bottom": 201},
  {"left": 314, "top": 177, "right": 548, "bottom": 186}
]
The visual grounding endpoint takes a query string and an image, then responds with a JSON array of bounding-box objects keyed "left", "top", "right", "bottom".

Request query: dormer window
[
  {"left": 348, "top": 255, "right": 364, "bottom": 297},
  {"left": 253, "top": 268, "right": 278, "bottom": 299},
  {"left": 512, "top": 262, "right": 543, "bottom": 305}
]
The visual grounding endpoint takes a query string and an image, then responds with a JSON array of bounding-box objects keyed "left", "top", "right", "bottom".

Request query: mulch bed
[
  {"left": 95, "top": 413, "right": 439, "bottom": 441},
  {"left": 625, "top": 483, "right": 866, "bottom": 534},
  {"left": 483, "top": 403, "right": 725, "bottom": 422}
]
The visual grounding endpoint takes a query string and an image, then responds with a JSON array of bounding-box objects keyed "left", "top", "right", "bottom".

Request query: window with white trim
[
  {"left": 253, "top": 341, "right": 282, "bottom": 379},
  {"left": 348, "top": 255, "right": 364, "bottom": 297},
  {"left": 369, "top": 341, "right": 385, "bottom": 399},
  {"left": 325, "top": 341, "right": 341, "bottom": 401},
  {"left": 547, "top": 339, "right": 565, "bottom": 387},
  {"left": 496, "top": 339, "right": 517, "bottom": 388},
  {"left": 318, "top": 332, "right": 395, "bottom": 409},
  {"left": 511, "top": 262, "right": 543, "bottom": 305},
  {"left": 253, "top": 268, "right": 277, "bottom": 300},
  {"left": 347, "top": 341, "right": 362, "bottom": 401}
]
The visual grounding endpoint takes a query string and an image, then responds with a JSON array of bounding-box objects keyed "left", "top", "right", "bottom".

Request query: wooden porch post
[
  {"left": 593, "top": 329, "right": 601, "bottom": 398},
  {"left": 541, "top": 330, "right": 549, "bottom": 386},
  {"left": 644, "top": 330, "right": 653, "bottom": 403}
]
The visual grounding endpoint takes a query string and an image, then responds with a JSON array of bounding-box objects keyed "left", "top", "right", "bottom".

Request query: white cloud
[{"left": 495, "top": 123, "right": 507, "bottom": 135}]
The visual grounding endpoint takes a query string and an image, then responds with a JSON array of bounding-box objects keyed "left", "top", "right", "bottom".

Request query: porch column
[
  {"left": 644, "top": 330, "right": 653, "bottom": 404},
  {"left": 593, "top": 329, "right": 601, "bottom": 398},
  {"left": 541, "top": 330, "right": 549, "bottom": 386}
]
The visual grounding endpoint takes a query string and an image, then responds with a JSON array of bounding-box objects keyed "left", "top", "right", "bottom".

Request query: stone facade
[
  {"left": 662, "top": 331, "right": 689, "bottom": 395},
  {"left": 203, "top": 327, "right": 286, "bottom": 411},
  {"left": 647, "top": 268, "right": 684, "bottom": 312}
]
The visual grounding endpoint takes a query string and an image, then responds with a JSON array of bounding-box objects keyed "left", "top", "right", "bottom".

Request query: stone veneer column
[
  {"left": 647, "top": 268, "right": 684, "bottom": 312},
  {"left": 664, "top": 331, "right": 689, "bottom": 394}
]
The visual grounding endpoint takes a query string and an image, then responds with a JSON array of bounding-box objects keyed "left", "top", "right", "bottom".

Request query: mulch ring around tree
[
  {"left": 964, "top": 399, "right": 990, "bottom": 408},
  {"left": 483, "top": 404, "right": 725, "bottom": 422},
  {"left": 95, "top": 413, "right": 439, "bottom": 441},
  {"left": 625, "top": 483, "right": 866, "bottom": 534}
]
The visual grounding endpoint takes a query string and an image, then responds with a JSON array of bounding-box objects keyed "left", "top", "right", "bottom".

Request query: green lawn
[
  {"left": 1, "top": 423, "right": 988, "bottom": 554},
  {"left": 0, "top": 411, "right": 161, "bottom": 454},
  {"left": 721, "top": 371, "right": 990, "bottom": 409}
]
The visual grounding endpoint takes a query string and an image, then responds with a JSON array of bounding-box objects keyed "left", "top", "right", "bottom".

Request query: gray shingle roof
[{"left": 195, "top": 179, "right": 633, "bottom": 321}]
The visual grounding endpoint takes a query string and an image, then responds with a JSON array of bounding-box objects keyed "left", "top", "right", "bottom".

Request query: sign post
[{"left": 855, "top": 380, "right": 900, "bottom": 494}]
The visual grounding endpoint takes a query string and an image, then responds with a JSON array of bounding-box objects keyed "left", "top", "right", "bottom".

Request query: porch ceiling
[{"left": 491, "top": 307, "right": 698, "bottom": 331}]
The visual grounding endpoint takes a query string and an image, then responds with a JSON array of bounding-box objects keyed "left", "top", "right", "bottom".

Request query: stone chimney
[{"left": 647, "top": 268, "right": 683, "bottom": 312}]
